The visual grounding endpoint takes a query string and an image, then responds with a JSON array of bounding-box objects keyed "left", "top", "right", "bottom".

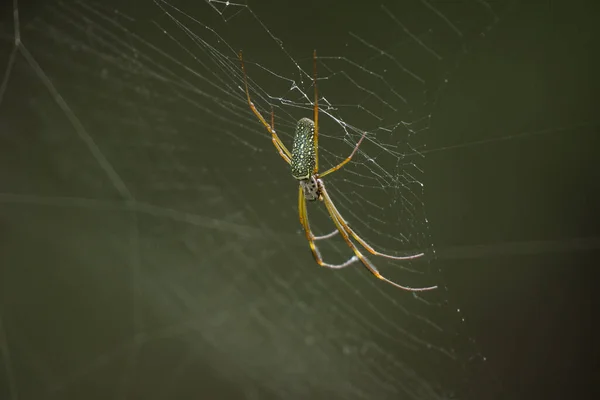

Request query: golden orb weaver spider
[{"left": 238, "top": 50, "right": 437, "bottom": 292}]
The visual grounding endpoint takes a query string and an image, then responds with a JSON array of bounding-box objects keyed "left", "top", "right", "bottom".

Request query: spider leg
[
  {"left": 298, "top": 186, "right": 359, "bottom": 269},
  {"left": 319, "top": 129, "right": 368, "bottom": 178},
  {"left": 313, "top": 229, "right": 339, "bottom": 241},
  {"left": 272, "top": 136, "right": 292, "bottom": 164},
  {"left": 312, "top": 49, "right": 320, "bottom": 174},
  {"left": 311, "top": 50, "right": 367, "bottom": 178},
  {"left": 239, "top": 51, "right": 292, "bottom": 164},
  {"left": 320, "top": 182, "right": 424, "bottom": 260},
  {"left": 319, "top": 183, "right": 437, "bottom": 292}
]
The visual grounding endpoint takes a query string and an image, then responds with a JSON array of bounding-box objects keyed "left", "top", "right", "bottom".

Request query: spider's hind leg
[{"left": 298, "top": 186, "right": 358, "bottom": 269}]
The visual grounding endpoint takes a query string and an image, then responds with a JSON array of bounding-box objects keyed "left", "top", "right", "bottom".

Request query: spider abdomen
[{"left": 290, "top": 117, "right": 316, "bottom": 180}]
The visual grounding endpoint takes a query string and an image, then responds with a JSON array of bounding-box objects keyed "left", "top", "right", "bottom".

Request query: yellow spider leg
[
  {"left": 319, "top": 184, "right": 437, "bottom": 291},
  {"left": 319, "top": 129, "right": 368, "bottom": 178},
  {"left": 298, "top": 186, "right": 358, "bottom": 269},
  {"left": 312, "top": 49, "right": 319, "bottom": 174},
  {"left": 298, "top": 185, "right": 306, "bottom": 230},
  {"left": 239, "top": 51, "right": 292, "bottom": 164},
  {"left": 320, "top": 185, "right": 424, "bottom": 260},
  {"left": 272, "top": 136, "right": 291, "bottom": 165},
  {"left": 298, "top": 186, "right": 319, "bottom": 260}
]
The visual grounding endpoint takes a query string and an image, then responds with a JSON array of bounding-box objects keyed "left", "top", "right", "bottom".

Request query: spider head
[{"left": 299, "top": 176, "right": 321, "bottom": 202}]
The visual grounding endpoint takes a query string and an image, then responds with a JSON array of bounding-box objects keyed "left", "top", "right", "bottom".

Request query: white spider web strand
[{"left": 0, "top": 0, "right": 513, "bottom": 398}]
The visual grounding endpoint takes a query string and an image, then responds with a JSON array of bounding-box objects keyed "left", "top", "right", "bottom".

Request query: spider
[{"left": 238, "top": 50, "right": 437, "bottom": 292}]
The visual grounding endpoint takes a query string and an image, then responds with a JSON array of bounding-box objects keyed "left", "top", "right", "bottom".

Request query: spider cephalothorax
[
  {"left": 299, "top": 176, "right": 321, "bottom": 202},
  {"left": 238, "top": 49, "right": 437, "bottom": 292}
]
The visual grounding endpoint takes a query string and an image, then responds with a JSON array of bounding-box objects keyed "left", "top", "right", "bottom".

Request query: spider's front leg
[{"left": 238, "top": 51, "right": 292, "bottom": 164}]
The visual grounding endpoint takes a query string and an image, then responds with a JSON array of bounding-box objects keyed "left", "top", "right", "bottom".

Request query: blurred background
[{"left": 0, "top": 0, "right": 598, "bottom": 399}]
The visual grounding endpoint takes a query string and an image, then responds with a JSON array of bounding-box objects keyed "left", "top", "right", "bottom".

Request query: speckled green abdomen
[{"left": 290, "top": 118, "right": 316, "bottom": 180}]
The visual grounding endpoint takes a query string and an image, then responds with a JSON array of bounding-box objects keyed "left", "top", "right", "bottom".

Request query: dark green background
[{"left": 0, "top": 0, "right": 598, "bottom": 399}]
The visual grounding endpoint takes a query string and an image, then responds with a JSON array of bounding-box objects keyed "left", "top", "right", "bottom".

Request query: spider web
[{"left": 2, "top": 0, "right": 596, "bottom": 399}]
